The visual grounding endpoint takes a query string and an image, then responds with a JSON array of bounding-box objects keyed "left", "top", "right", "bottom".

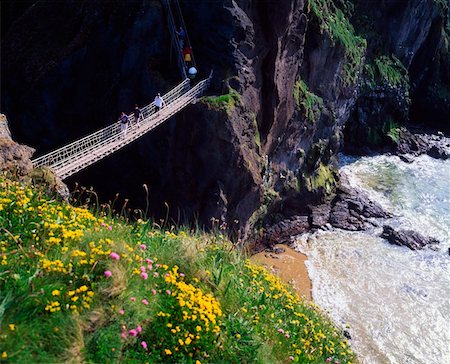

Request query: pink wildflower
[
  {"left": 151, "top": 289, "right": 157, "bottom": 295},
  {"left": 153, "top": 272, "right": 159, "bottom": 277},
  {"left": 107, "top": 225, "right": 112, "bottom": 231},
  {"left": 140, "top": 272, "right": 148, "bottom": 280},
  {"left": 128, "top": 329, "right": 137, "bottom": 337},
  {"left": 155, "top": 263, "right": 160, "bottom": 268},
  {"left": 101, "top": 222, "right": 106, "bottom": 227},
  {"left": 137, "top": 325, "right": 142, "bottom": 333},
  {"left": 104, "top": 270, "right": 112, "bottom": 278},
  {"left": 278, "top": 328, "right": 285, "bottom": 334},
  {"left": 335, "top": 361, "right": 339, "bottom": 364},
  {"left": 118, "top": 309, "right": 125, "bottom": 315},
  {"left": 285, "top": 333, "right": 290, "bottom": 338},
  {"left": 109, "top": 252, "right": 120, "bottom": 260},
  {"left": 147, "top": 265, "right": 153, "bottom": 270},
  {"left": 165, "top": 273, "right": 170, "bottom": 277},
  {"left": 166, "top": 290, "right": 171, "bottom": 295},
  {"left": 142, "top": 299, "right": 149, "bottom": 305},
  {"left": 130, "top": 297, "right": 136, "bottom": 302},
  {"left": 289, "top": 356, "right": 294, "bottom": 361},
  {"left": 179, "top": 273, "right": 185, "bottom": 277},
  {"left": 141, "top": 341, "right": 147, "bottom": 349},
  {"left": 140, "top": 266, "right": 146, "bottom": 272},
  {"left": 121, "top": 332, "right": 127, "bottom": 339},
  {"left": 145, "top": 258, "right": 153, "bottom": 264},
  {"left": 140, "top": 244, "right": 146, "bottom": 250},
  {"left": 326, "top": 359, "right": 332, "bottom": 363}
]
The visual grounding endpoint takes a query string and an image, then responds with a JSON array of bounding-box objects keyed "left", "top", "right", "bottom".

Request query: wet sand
[{"left": 250, "top": 244, "right": 312, "bottom": 301}]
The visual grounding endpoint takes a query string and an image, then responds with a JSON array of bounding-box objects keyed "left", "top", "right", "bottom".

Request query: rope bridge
[{"left": 32, "top": 75, "right": 211, "bottom": 179}]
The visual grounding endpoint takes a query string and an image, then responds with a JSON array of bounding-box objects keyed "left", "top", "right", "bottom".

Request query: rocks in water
[
  {"left": 308, "top": 204, "right": 331, "bottom": 228},
  {"left": 381, "top": 225, "right": 440, "bottom": 250},
  {"left": 329, "top": 174, "right": 391, "bottom": 230},
  {"left": 399, "top": 154, "right": 414, "bottom": 163},
  {"left": 256, "top": 174, "right": 392, "bottom": 248},
  {"left": 395, "top": 129, "right": 450, "bottom": 160},
  {"left": 427, "top": 145, "right": 449, "bottom": 160}
]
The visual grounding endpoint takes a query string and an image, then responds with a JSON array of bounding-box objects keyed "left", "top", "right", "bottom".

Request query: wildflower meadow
[{"left": 0, "top": 177, "right": 355, "bottom": 363}]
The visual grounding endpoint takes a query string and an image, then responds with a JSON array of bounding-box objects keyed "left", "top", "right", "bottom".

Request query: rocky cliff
[{"left": 2, "top": 0, "right": 449, "bottom": 239}]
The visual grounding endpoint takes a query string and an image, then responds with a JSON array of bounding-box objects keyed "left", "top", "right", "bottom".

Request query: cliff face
[
  {"left": 2, "top": 0, "right": 449, "bottom": 238},
  {"left": 345, "top": 0, "right": 450, "bottom": 152}
]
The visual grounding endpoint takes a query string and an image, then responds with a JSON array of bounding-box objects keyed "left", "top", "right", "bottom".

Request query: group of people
[{"left": 119, "top": 93, "right": 166, "bottom": 138}]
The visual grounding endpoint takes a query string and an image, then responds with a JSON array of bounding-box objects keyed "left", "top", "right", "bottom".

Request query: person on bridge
[
  {"left": 154, "top": 93, "right": 165, "bottom": 112},
  {"left": 120, "top": 112, "right": 129, "bottom": 138},
  {"left": 176, "top": 26, "right": 186, "bottom": 48},
  {"left": 133, "top": 104, "right": 143, "bottom": 123}
]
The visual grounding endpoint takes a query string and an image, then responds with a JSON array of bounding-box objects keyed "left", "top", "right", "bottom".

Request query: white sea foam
[{"left": 294, "top": 154, "right": 450, "bottom": 364}]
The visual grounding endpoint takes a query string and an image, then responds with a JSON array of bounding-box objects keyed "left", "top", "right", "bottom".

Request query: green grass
[
  {"left": 0, "top": 177, "right": 356, "bottom": 363},
  {"left": 309, "top": 0, "right": 367, "bottom": 86},
  {"left": 294, "top": 80, "right": 324, "bottom": 123},
  {"left": 202, "top": 87, "right": 241, "bottom": 112}
]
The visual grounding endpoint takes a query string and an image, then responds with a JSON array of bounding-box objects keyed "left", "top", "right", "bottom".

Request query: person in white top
[{"left": 154, "top": 93, "right": 165, "bottom": 111}]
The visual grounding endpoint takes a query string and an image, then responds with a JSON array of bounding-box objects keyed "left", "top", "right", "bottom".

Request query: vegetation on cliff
[
  {"left": 202, "top": 87, "right": 241, "bottom": 112},
  {"left": 294, "top": 80, "right": 324, "bottom": 124},
  {"left": 364, "top": 55, "right": 409, "bottom": 89},
  {"left": 309, "top": 0, "right": 367, "bottom": 86},
  {"left": 0, "top": 177, "right": 355, "bottom": 363}
]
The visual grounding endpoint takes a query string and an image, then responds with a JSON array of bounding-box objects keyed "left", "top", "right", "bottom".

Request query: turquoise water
[{"left": 294, "top": 154, "right": 450, "bottom": 364}]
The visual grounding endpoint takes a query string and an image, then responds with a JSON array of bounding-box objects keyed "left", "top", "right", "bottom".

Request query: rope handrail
[
  {"left": 32, "top": 74, "right": 212, "bottom": 179},
  {"left": 32, "top": 78, "right": 191, "bottom": 169},
  {"left": 162, "top": 0, "right": 188, "bottom": 79},
  {"left": 173, "top": 0, "right": 196, "bottom": 67}
]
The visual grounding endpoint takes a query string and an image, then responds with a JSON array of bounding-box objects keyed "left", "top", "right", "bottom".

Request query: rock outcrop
[
  {"left": 0, "top": 114, "right": 35, "bottom": 177},
  {"left": 0, "top": 113, "right": 69, "bottom": 199},
  {"left": 345, "top": 0, "right": 450, "bottom": 154},
  {"left": 256, "top": 173, "right": 391, "bottom": 248},
  {"left": 381, "top": 225, "right": 440, "bottom": 250}
]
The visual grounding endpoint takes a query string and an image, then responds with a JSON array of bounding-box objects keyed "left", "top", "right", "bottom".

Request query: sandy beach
[{"left": 251, "top": 244, "right": 312, "bottom": 301}]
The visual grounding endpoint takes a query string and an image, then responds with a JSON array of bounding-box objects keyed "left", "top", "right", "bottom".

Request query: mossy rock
[
  {"left": 364, "top": 55, "right": 409, "bottom": 89},
  {"left": 309, "top": 0, "right": 367, "bottom": 86},
  {"left": 29, "top": 167, "right": 70, "bottom": 200},
  {"left": 293, "top": 79, "right": 324, "bottom": 123},
  {"left": 202, "top": 87, "right": 242, "bottom": 112}
]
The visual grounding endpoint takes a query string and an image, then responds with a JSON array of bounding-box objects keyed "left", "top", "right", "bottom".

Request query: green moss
[
  {"left": 365, "top": 55, "right": 409, "bottom": 88},
  {"left": 309, "top": 163, "right": 337, "bottom": 194},
  {"left": 299, "top": 163, "right": 337, "bottom": 195},
  {"left": 309, "top": 0, "right": 367, "bottom": 86},
  {"left": 293, "top": 79, "right": 324, "bottom": 123},
  {"left": 383, "top": 118, "right": 401, "bottom": 143},
  {"left": 365, "top": 118, "right": 401, "bottom": 146},
  {"left": 29, "top": 167, "right": 59, "bottom": 186},
  {"left": 202, "top": 87, "right": 241, "bottom": 112},
  {"left": 250, "top": 112, "right": 261, "bottom": 149}
]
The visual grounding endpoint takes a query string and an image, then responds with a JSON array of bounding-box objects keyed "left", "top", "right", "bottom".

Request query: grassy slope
[{"left": 0, "top": 177, "right": 355, "bottom": 363}]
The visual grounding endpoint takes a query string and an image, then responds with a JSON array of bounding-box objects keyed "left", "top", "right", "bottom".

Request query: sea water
[{"left": 293, "top": 154, "right": 450, "bottom": 364}]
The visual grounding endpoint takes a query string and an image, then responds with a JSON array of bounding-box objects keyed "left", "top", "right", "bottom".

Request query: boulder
[{"left": 381, "top": 225, "right": 440, "bottom": 250}]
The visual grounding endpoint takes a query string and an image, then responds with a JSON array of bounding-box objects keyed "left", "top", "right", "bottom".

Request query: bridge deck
[{"left": 32, "top": 76, "right": 211, "bottom": 179}]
